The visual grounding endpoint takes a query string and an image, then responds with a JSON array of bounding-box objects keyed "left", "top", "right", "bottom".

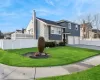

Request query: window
[
  {"left": 51, "top": 30, "right": 54, "bottom": 33},
  {"left": 51, "top": 26, "right": 61, "bottom": 35},
  {"left": 75, "top": 25, "right": 78, "bottom": 30},
  {"left": 51, "top": 27, "right": 54, "bottom": 34},
  {"left": 68, "top": 23, "right": 71, "bottom": 29},
  {"left": 58, "top": 31, "right": 61, "bottom": 34}
]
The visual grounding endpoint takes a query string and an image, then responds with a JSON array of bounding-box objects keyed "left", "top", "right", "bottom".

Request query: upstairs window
[
  {"left": 75, "top": 25, "right": 78, "bottom": 30},
  {"left": 68, "top": 23, "right": 71, "bottom": 29}
]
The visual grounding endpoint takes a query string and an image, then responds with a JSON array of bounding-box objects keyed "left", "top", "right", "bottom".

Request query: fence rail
[
  {"left": 0, "top": 39, "right": 38, "bottom": 50},
  {"left": 11, "top": 33, "right": 34, "bottom": 39},
  {"left": 80, "top": 39, "right": 100, "bottom": 46}
]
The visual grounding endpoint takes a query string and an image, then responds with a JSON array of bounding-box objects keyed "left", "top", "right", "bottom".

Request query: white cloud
[
  {"left": 45, "top": 0, "right": 55, "bottom": 6},
  {"left": 35, "top": 7, "right": 65, "bottom": 17}
]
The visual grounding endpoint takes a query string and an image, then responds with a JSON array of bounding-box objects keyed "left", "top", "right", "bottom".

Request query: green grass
[
  {"left": 37, "top": 65, "right": 100, "bottom": 80},
  {"left": 0, "top": 46, "right": 100, "bottom": 67}
]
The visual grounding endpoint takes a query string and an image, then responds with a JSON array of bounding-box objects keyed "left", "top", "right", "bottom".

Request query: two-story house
[
  {"left": 57, "top": 20, "right": 80, "bottom": 44},
  {"left": 26, "top": 10, "right": 63, "bottom": 42},
  {"left": 26, "top": 10, "right": 80, "bottom": 44}
]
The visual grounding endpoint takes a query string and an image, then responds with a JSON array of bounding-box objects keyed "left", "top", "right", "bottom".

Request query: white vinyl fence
[
  {"left": 0, "top": 39, "right": 38, "bottom": 50},
  {"left": 11, "top": 33, "right": 34, "bottom": 39},
  {"left": 80, "top": 39, "right": 100, "bottom": 46},
  {"left": 68, "top": 36, "right": 100, "bottom": 46},
  {"left": 0, "top": 40, "right": 2, "bottom": 48}
]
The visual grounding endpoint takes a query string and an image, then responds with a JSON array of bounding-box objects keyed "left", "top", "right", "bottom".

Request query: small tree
[
  {"left": 38, "top": 37, "right": 45, "bottom": 54},
  {"left": 0, "top": 30, "right": 4, "bottom": 39}
]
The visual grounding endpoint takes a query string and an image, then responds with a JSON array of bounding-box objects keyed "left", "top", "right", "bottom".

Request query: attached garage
[{"left": 68, "top": 36, "right": 80, "bottom": 45}]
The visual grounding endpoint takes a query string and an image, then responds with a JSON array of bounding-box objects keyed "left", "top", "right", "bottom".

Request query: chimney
[{"left": 32, "top": 10, "right": 36, "bottom": 39}]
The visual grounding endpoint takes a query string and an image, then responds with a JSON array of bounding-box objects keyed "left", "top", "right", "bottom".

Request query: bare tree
[
  {"left": 78, "top": 13, "right": 100, "bottom": 39},
  {"left": 93, "top": 14, "right": 100, "bottom": 38},
  {"left": 79, "top": 14, "right": 93, "bottom": 39}
]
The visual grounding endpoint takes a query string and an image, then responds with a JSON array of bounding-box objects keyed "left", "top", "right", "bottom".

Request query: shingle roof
[
  {"left": 37, "top": 17, "right": 61, "bottom": 26},
  {"left": 57, "top": 20, "right": 80, "bottom": 25}
]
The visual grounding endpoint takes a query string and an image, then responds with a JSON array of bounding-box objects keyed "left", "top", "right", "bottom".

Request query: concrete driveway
[{"left": 68, "top": 44, "right": 100, "bottom": 50}]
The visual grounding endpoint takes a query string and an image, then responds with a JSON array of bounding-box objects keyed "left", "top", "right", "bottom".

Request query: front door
[{"left": 63, "top": 34, "right": 68, "bottom": 44}]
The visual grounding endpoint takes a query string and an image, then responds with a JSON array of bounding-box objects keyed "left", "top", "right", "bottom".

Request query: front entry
[{"left": 63, "top": 34, "right": 68, "bottom": 44}]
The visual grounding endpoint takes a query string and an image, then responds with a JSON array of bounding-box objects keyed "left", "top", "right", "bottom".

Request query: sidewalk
[{"left": 0, "top": 55, "right": 100, "bottom": 80}]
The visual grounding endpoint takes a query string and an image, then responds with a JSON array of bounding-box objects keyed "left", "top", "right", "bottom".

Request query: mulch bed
[{"left": 22, "top": 52, "right": 50, "bottom": 59}]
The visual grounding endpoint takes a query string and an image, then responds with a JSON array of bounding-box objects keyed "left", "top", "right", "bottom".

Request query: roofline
[
  {"left": 37, "top": 18, "right": 62, "bottom": 27},
  {"left": 57, "top": 20, "right": 80, "bottom": 25},
  {"left": 47, "top": 24, "right": 62, "bottom": 27}
]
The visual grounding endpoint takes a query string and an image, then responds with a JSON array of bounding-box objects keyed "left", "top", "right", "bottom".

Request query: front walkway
[
  {"left": 68, "top": 44, "right": 100, "bottom": 50},
  {"left": 0, "top": 55, "right": 100, "bottom": 80}
]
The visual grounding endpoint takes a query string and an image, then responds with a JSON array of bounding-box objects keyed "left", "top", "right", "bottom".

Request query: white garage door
[
  {"left": 68, "top": 36, "right": 80, "bottom": 45},
  {"left": 74, "top": 36, "right": 80, "bottom": 44},
  {"left": 68, "top": 36, "right": 74, "bottom": 44}
]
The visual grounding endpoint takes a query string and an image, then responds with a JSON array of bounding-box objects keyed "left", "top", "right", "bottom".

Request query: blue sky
[{"left": 0, "top": 0, "right": 100, "bottom": 32}]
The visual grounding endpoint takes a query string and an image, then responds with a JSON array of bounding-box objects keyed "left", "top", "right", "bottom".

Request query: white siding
[
  {"left": 26, "top": 20, "right": 34, "bottom": 35},
  {"left": 39, "top": 21, "right": 45, "bottom": 37},
  {"left": 44, "top": 25, "right": 49, "bottom": 41}
]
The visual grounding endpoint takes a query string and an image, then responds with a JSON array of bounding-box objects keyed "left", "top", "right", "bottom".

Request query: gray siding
[
  {"left": 59, "top": 22, "right": 80, "bottom": 36},
  {"left": 49, "top": 34, "right": 62, "bottom": 40},
  {"left": 48, "top": 26, "right": 62, "bottom": 40}
]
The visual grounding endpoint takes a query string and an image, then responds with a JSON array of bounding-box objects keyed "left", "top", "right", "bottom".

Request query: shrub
[
  {"left": 59, "top": 42, "right": 66, "bottom": 46},
  {"left": 45, "top": 42, "right": 56, "bottom": 47}
]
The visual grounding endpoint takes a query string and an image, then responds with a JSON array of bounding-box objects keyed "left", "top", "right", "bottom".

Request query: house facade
[
  {"left": 26, "top": 10, "right": 80, "bottom": 44},
  {"left": 26, "top": 10, "right": 62, "bottom": 42},
  {"left": 57, "top": 20, "right": 80, "bottom": 44}
]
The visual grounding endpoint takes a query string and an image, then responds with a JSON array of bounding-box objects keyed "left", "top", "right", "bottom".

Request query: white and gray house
[
  {"left": 26, "top": 10, "right": 80, "bottom": 44},
  {"left": 57, "top": 20, "right": 80, "bottom": 44}
]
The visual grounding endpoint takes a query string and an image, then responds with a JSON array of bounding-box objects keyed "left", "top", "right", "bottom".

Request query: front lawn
[
  {"left": 0, "top": 46, "right": 99, "bottom": 67},
  {"left": 37, "top": 65, "right": 100, "bottom": 80}
]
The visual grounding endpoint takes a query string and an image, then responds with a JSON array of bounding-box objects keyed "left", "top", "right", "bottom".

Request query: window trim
[
  {"left": 75, "top": 25, "right": 78, "bottom": 30},
  {"left": 68, "top": 23, "right": 71, "bottom": 29}
]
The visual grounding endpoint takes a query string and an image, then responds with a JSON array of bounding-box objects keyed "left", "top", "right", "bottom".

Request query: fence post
[
  {"left": 12, "top": 40, "right": 13, "bottom": 49},
  {"left": 1, "top": 40, "right": 4, "bottom": 50}
]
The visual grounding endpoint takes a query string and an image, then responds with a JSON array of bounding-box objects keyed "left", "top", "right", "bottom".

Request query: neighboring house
[
  {"left": 57, "top": 20, "right": 80, "bottom": 44},
  {"left": 92, "top": 29, "right": 100, "bottom": 38},
  {"left": 4, "top": 29, "right": 26, "bottom": 39},
  {"left": 26, "top": 10, "right": 62, "bottom": 42},
  {"left": 80, "top": 22, "right": 92, "bottom": 39},
  {"left": 4, "top": 32, "right": 14, "bottom": 39}
]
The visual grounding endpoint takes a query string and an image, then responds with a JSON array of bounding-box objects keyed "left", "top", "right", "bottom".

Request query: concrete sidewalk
[{"left": 0, "top": 55, "right": 100, "bottom": 80}]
